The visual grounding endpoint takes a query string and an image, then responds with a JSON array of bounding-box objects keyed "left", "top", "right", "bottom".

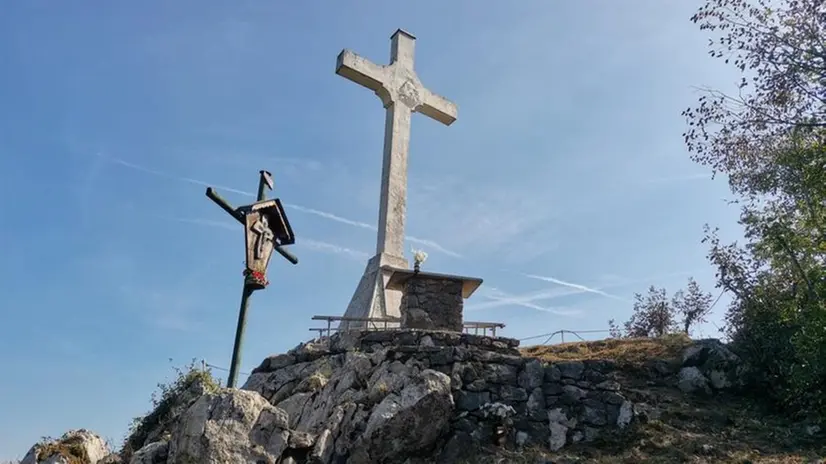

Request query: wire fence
[
  {"left": 200, "top": 329, "right": 616, "bottom": 375},
  {"left": 199, "top": 291, "right": 731, "bottom": 378},
  {"left": 197, "top": 331, "right": 604, "bottom": 378},
  {"left": 203, "top": 361, "right": 251, "bottom": 378},
  {"left": 519, "top": 329, "right": 613, "bottom": 345}
]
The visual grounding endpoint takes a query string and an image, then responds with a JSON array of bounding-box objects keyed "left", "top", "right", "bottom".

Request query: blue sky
[{"left": 0, "top": 1, "right": 744, "bottom": 458}]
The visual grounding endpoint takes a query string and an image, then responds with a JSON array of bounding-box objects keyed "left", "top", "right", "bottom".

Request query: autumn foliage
[{"left": 683, "top": 0, "right": 826, "bottom": 417}]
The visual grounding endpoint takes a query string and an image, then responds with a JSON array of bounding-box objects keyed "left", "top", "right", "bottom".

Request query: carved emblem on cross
[
  {"left": 205, "top": 170, "right": 298, "bottom": 388},
  {"left": 251, "top": 215, "right": 274, "bottom": 260}
]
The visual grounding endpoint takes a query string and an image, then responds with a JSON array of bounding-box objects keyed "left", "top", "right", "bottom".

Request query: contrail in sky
[
  {"left": 519, "top": 273, "right": 631, "bottom": 302},
  {"left": 465, "top": 286, "right": 591, "bottom": 314},
  {"left": 466, "top": 287, "right": 586, "bottom": 316},
  {"left": 109, "top": 157, "right": 253, "bottom": 196},
  {"left": 300, "top": 238, "right": 370, "bottom": 262},
  {"left": 476, "top": 269, "right": 700, "bottom": 314},
  {"left": 284, "top": 204, "right": 374, "bottom": 230},
  {"left": 101, "top": 154, "right": 461, "bottom": 257},
  {"left": 281, "top": 205, "right": 462, "bottom": 257}
]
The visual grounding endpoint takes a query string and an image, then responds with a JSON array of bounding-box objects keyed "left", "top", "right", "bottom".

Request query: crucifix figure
[
  {"left": 205, "top": 170, "right": 297, "bottom": 389},
  {"left": 335, "top": 29, "right": 458, "bottom": 328},
  {"left": 251, "top": 215, "right": 274, "bottom": 260}
]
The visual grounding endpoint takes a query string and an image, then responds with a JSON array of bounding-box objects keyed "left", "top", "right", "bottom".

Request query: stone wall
[
  {"left": 243, "top": 330, "right": 637, "bottom": 463},
  {"left": 400, "top": 277, "right": 464, "bottom": 332},
  {"left": 18, "top": 332, "right": 749, "bottom": 464}
]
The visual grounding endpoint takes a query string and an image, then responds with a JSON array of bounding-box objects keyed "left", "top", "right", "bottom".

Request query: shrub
[{"left": 120, "top": 359, "right": 221, "bottom": 460}]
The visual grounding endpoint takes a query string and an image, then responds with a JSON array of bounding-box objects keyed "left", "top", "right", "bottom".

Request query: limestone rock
[
  {"left": 455, "top": 390, "right": 490, "bottom": 411},
  {"left": 617, "top": 401, "right": 634, "bottom": 428},
  {"left": 134, "top": 376, "right": 213, "bottom": 453},
  {"left": 359, "top": 369, "right": 454, "bottom": 462},
  {"left": 678, "top": 366, "right": 711, "bottom": 395},
  {"left": 557, "top": 361, "right": 585, "bottom": 380},
  {"left": 518, "top": 359, "right": 544, "bottom": 390},
  {"left": 166, "top": 389, "right": 311, "bottom": 464},
  {"left": 128, "top": 441, "right": 167, "bottom": 464},
  {"left": 23, "top": 329, "right": 701, "bottom": 461},
  {"left": 548, "top": 408, "right": 575, "bottom": 451},
  {"left": 21, "top": 429, "right": 110, "bottom": 464},
  {"left": 708, "top": 369, "right": 732, "bottom": 390},
  {"left": 526, "top": 388, "right": 546, "bottom": 421},
  {"left": 682, "top": 339, "right": 740, "bottom": 368}
]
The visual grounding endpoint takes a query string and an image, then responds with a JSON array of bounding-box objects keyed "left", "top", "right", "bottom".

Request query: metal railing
[
  {"left": 309, "top": 315, "right": 506, "bottom": 339},
  {"left": 309, "top": 315, "right": 399, "bottom": 338},
  {"left": 462, "top": 321, "right": 506, "bottom": 337}
]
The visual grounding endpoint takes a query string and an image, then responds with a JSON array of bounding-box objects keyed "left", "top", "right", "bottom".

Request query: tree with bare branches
[
  {"left": 672, "top": 278, "right": 715, "bottom": 334},
  {"left": 684, "top": 0, "right": 826, "bottom": 416}
]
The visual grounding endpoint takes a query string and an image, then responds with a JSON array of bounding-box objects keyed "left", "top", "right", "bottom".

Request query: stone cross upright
[{"left": 336, "top": 29, "right": 458, "bottom": 328}]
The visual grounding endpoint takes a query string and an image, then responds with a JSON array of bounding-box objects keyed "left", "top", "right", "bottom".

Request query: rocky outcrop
[
  {"left": 677, "top": 339, "right": 743, "bottom": 394},
  {"left": 123, "top": 374, "right": 215, "bottom": 458},
  {"left": 243, "top": 330, "right": 639, "bottom": 461},
  {"left": 19, "top": 332, "right": 750, "bottom": 464},
  {"left": 21, "top": 429, "right": 111, "bottom": 464},
  {"left": 164, "top": 389, "right": 314, "bottom": 463}
]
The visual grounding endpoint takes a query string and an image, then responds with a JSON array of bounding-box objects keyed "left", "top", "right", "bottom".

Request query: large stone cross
[
  {"left": 336, "top": 29, "right": 457, "bottom": 328},
  {"left": 337, "top": 29, "right": 457, "bottom": 257}
]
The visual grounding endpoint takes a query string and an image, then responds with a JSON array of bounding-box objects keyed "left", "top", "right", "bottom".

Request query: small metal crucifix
[{"left": 205, "top": 170, "right": 297, "bottom": 388}]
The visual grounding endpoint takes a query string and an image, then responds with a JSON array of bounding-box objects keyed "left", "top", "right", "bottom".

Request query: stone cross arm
[{"left": 335, "top": 33, "right": 457, "bottom": 126}]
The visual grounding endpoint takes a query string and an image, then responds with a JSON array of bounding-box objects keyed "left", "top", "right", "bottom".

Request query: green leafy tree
[
  {"left": 684, "top": 0, "right": 826, "bottom": 416},
  {"left": 672, "top": 277, "right": 715, "bottom": 335},
  {"left": 622, "top": 286, "right": 678, "bottom": 338},
  {"left": 610, "top": 278, "right": 714, "bottom": 338}
]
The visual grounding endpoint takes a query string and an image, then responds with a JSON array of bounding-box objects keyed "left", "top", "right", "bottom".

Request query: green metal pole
[
  {"left": 257, "top": 170, "right": 271, "bottom": 202},
  {"left": 225, "top": 171, "right": 273, "bottom": 388},
  {"left": 257, "top": 181, "right": 268, "bottom": 201},
  {"left": 227, "top": 285, "right": 254, "bottom": 388}
]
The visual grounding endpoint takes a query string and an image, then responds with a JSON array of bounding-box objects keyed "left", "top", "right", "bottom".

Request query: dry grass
[
  {"left": 519, "top": 333, "right": 692, "bottom": 368},
  {"left": 501, "top": 335, "right": 826, "bottom": 463},
  {"left": 464, "top": 393, "right": 826, "bottom": 464},
  {"left": 35, "top": 435, "right": 88, "bottom": 464},
  {"left": 540, "top": 391, "right": 826, "bottom": 463}
]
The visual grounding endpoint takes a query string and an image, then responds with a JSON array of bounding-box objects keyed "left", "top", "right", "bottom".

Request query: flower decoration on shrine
[
  {"left": 243, "top": 268, "right": 270, "bottom": 289},
  {"left": 411, "top": 248, "right": 428, "bottom": 272},
  {"left": 480, "top": 402, "right": 516, "bottom": 420},
  {"left": 480, "top": 402, "right": 517, "bottom": 447}
]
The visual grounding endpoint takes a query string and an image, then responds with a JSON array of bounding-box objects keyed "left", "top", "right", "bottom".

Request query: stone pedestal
[
  {"left": 385, "top": 268, "right": 483, "bottom": 333},
  {"left": 340, "top": 253, "right": 408, "bottom": 330}
]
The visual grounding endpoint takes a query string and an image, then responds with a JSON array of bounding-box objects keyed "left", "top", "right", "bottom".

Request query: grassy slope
[{"left": 470, "top": 336, "right": 825, "bottom": 464}]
